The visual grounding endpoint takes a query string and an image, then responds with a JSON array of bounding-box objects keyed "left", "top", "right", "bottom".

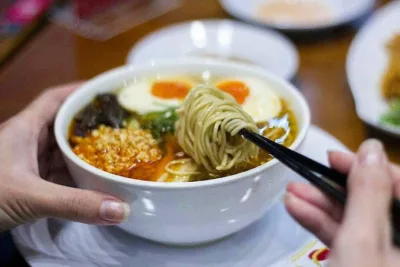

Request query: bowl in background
[
  {"left": 126, "top": 19, "right": 299, "bottom": 80},
  {"left": 54, "top": 59, "right": 310, "bottom": 245}
]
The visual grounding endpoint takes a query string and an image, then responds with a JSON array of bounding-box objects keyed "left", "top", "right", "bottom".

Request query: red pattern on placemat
[{"left": 308, "top": 248, "right": 330, "bottom": 261}]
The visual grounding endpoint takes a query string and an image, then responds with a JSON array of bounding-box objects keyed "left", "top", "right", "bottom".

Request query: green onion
[{"left": 139, "top": 107, "right": 178, "bottom": 140}]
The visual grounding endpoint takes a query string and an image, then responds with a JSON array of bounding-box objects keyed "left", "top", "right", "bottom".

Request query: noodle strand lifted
[{"left": 175, "top": 85, "right": 259, "bottom": 172}]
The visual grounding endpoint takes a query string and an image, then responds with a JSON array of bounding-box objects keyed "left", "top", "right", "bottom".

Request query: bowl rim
[{"left": 55, "top": 58, "right": 310, "bottom": 190}]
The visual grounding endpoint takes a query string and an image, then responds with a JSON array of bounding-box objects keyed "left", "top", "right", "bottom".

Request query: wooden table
[{"left": 0, "top": 0, "right": 398, "bottom": 163}]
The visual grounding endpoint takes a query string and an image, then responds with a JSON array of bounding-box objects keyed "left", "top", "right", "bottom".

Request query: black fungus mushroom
[{"left": 73, "top": 93, "right": 127, "bottom": 137}]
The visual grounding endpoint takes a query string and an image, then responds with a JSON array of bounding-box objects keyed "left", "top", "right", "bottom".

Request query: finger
[
  {"left": 18, "top": 82, "right": 83, "bottom": 135},
  {"left": 285, "top": 192, "right": 339, "bottom": 246},
  {"left": 329, "top": 151, "right": 400, "bottom": 181},
  {"left": 33, "top": 181, "right": 130, "bottom": 225},
  {"left": 287, "top": 182, "right": 343, "bottom": 221},
  {"left": 329, "top": 150, "right": 400, "bottom": 198},
  {"left": 340, "top": 140, "right": 392, "bottom": 248},
  {"left": 328, "top": 151, "right": 354, "bottom": 174}
]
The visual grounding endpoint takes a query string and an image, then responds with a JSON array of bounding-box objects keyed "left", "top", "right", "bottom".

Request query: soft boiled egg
[
  {"left": 118, "top": 77, "right": 195, "bottom": 114},
  {"left": 214, "top": 76, "right": 282, "bottom": 122},
  {"left": 118, "top": 75, "right": 281, "bottom": 121}
]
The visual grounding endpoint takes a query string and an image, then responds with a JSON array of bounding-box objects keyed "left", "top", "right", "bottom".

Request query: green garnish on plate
[{"left": 381, "top": 99, "right": 400, "bottom": 127}]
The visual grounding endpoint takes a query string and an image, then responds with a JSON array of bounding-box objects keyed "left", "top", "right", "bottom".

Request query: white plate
[
  {"left": 219, "top": 0, "right": 375, "bottom": 31},
  {"left": 126, "top": 19, "right": 298, "bottom": 80},
  {"left": 347, "top": 0, "right": 400, "bottom": 136},
  {"left": 12, "top": 125, "right": 347, "bottom": 267}
]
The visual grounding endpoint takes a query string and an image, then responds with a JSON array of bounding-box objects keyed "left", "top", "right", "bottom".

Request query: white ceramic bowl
[
  {"left": 127, "top": 19, "right": 299, "bottom": 80},
  {"left": 55, "top": 59, "right": 310, "bottom": 245}
]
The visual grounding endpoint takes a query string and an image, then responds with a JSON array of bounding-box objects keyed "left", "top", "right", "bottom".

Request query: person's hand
[
  {"left": 285, "top": 139, "right": 400, "bottom": 266},
  {"left": 0, "top": 83, "right": 130, "bottom": 232}
]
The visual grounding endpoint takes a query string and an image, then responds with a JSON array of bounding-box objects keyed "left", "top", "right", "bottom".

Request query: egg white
[
  {"left": 118, "top": 77, "right": 195, "bottom": 114},
  {"left": 214, "top": 76, "right": 282, "bottom": 122}
]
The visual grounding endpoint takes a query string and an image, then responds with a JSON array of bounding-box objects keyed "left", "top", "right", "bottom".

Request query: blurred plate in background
[
  {"left": 346, "top": 0, "right": 400, "bottom": 136},
  {"left": 219, "top": 0, "right": 375, "bottom": 31},
  {"left": 126, "top": 19, "right": 299, "bottom": 80}
]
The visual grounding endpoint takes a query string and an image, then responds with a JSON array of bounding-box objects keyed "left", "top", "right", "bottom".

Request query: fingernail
[
  {"left": 99, "top": 200, "right": 130, "bottom": 223},
  {"left": 358, "top": 139, "right": 385, "bottom": 166}
]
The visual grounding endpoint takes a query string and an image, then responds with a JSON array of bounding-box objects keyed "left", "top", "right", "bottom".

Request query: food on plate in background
[
  {"left": 382, "top": 34, "right": 400, "bottom": 100},
  {"left": 69, "top": 74, "right": 298, "bottom": 182},
  {"left": 381, "top": 34, "right": 400, "bottom": 127},
  {"left": 256, "top": 0, "right": 334, "bottom": 26},
  {"left": 381, "top": 99, "right": 400, "bottom": 127}
]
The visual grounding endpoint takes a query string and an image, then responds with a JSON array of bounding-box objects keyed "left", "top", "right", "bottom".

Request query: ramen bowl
[{"left": 55, "top": 58, "right": 310, "bottom": 245}]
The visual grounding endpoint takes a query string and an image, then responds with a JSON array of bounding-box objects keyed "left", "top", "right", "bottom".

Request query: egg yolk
[
  {"left": 216, "top": 81, "right": 250, "bottom": 104},
  {"left": 151, "top": 81, "right": 191, "bottom": 99}
]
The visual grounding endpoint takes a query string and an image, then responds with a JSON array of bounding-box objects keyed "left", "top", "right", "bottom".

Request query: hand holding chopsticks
[
  {"left": 285, "top": 141, "right": 400, "bottom": 267},
  {"left": 240, "top": 130, "right": 400, "bottom": 251}
]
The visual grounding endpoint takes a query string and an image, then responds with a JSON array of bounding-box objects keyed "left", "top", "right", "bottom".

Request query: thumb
[
  {"left": 34, "top": 181, "right": 130, "bottom": 225},
  {"left": 340, "top": 140, "right": 392, "bottom": 247}
]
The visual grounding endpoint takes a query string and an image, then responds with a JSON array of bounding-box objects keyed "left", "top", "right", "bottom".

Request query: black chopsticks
[{"left": 240, "top": 128, "right": 400, "bottom": 246}]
